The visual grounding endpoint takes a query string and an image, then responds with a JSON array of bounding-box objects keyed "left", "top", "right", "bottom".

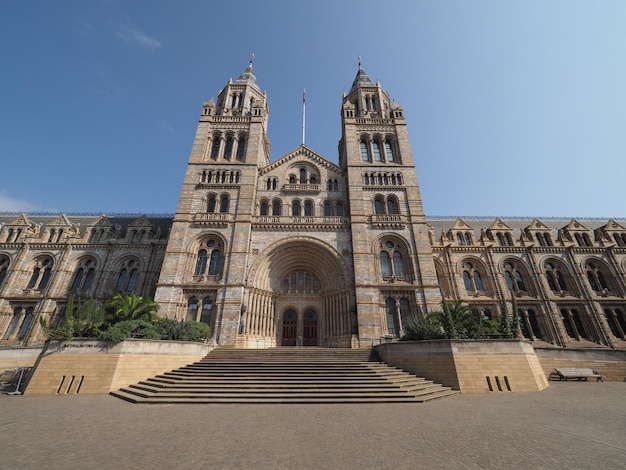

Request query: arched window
[
  {"left": 70, "top": 258, "right": 96, "bottom": 292},
  {"left": 27, "top": 258, "right": 53, "bottom": 291},
  {"left": 324, "top": 201, "right": 331, "bottom": 216},
  {"left": 385, "top": 139, "right": 395, "bottom": 162},
  {"left": 116, "top": 259, "right": 139, "bottom": 293},
  {"left": 380, "top": 252, "right": 392, "bottom": 277},
  {"left": 187, "top": 297, "right": 198, "bottom": 322},
  {"left": 219, "top": 195, "right": 229, "bottom": 213},
  {"left": 16, "top": 307, "right": 34, "bottom": 342},
  {"left": 260, "top": 201, "right": 268, "bottom": 216},
  {"left": 3, "top": 307, "right": 22, "bottom": 340},
  {"left": 585, "top": 261, "right": 610, "bottom": 293},
  {"left": 0, "top": 255, "right": 10, "bottom": 289},
  {"left": 462, "top": 261, "right": 485, "bottom": 293},
  {"left": 292, "top": 200, "right": 301, "bottom": 216},
  {"left": 223, "top": 136, "right": 234, "bottom": 160},
  {"left": 195, "top": 250, "right": 208, "bottom": 275},
  {"left": 207, "top": 195, "right": 216, "bottom": 213},
  {"left": 272, "top": 199, "right": 282, "bottom": 216},
  {"left": 290, "top": 175, "right": 297, "bottom": 184},
  {"left": 304, "top": 200, "right": 313, "bottom": 216},
  {"left": 373, "top": 141, "right": 382, "bottom": 161},
  {"left": 545, "top": 262, "right": 568, "bottom": 292},
  {"left": 282, "top": 270, "right": 320, "bottom": 293},
  {"left": 374, "top": 197, "right": 385, "bottom": 215},
  {"left": 208, "top": 250, "right": 221, "bottom": 275},
  {"left": 235, "top": 136, "right": 246, "bottom": 161},
  {"left": 380, "top": 240, "right": 408, "bottom": 280},
  {"left": 360, "top": 140, "right": 369, "bottom": 161},
  {"left": 266, "top": 179, "right": 272, "bottom": 190},
  {"left": 464, "top": 232, "right": 472, "bottom": 246},
  {"left": 504, "top": 262, "right": 526, "bottom": 293},
  {"left": 300, "top": 168, "right": 306, "bottom": 184},
  {"left": 457, "top": 233, "right": 464, "bottom": 246},
  {"left": 336, "top": 202, "right": 344, "bottom": 217},
  {"left": 210, "top": 138, "right": 220, "bottom": 160},
  {"left": 386, "top": 197, "right": 399, "bottom": 215}
]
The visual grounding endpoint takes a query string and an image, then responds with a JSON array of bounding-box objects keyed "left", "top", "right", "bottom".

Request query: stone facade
[{"left": 1, "top": 62, "right": 625, "bottom": 351}]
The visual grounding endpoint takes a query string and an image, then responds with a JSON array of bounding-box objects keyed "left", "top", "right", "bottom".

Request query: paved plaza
[{"left": 1, "top": 381, "right": 625, "bottom": 469}]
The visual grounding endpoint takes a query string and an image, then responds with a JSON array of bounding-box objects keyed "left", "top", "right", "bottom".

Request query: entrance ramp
[{"left": 111, "top": 347, "right": 458, "bottom": 404}]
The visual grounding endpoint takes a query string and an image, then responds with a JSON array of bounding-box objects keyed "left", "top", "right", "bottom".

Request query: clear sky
[{"left": 2, "top": 1, "right": 625, "bottom": 218}]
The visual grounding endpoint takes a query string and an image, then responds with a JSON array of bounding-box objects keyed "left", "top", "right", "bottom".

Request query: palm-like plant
[{"left": 103, "top": 294, "right": 159, "bottom": 325}]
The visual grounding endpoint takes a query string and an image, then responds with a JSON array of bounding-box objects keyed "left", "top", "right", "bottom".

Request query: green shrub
[
  {"left": 99, "top": 319, "right": 162, "bottom": 343},
  {"left": 155, "top": 318, "right": 211, "bottom": 342},
  {"left": 401, "top": 318, "right": 445, "bottom": 341}
]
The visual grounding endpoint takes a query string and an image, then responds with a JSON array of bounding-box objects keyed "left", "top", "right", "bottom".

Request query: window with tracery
[
  {"left": 545, "top": 262, "right": 568, "bottom": 292},
  {"left": 282, "top": 270, "right": 320, "bottom": 293},
  {"left": 0, "top": 255, "right": 9, "bottom": 290},
  {"left": 70, "top": 258, "right": 96, "bottom": 292},
  {"left": 115, "top": 259, "right": 139, "bottom": 293},
  {"left": 462, "top": 261, "right": 484, "bottom": 293},
  {"left": 194, "top": 239, "right": 222, "bottom": 277},
  {"left": 27, "top": 257, "right": 53, "bottom": 291},
  {"left": 585, "top": 261, "right": 610, "bottom": 293},
  {"left": 503, "top": 262, "right": 526, "bottom": 293},
  {"left": 379, "top": 240, "right": 407, "bottom": 280}
]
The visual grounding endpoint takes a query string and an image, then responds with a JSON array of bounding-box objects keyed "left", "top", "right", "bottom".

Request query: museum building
[{"left": 1, "top": 62, "right": 626, "bottom": 350}]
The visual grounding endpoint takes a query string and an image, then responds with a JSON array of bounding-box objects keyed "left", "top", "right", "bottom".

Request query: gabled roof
[
  {"left": 4, "top": 213, "right": 35, "bottom": 227},
  {"left": 562, "top": 219, "right": 590, "bottom": 232},
  {"left": 488, "top": 218, "right": 513, "bottom": 231},
  {"left": 525, "top": 218, "right": 552, "bottom": 231},
  {"left": 260, "top": 145, "right": 342, "bottom": 175},
  {"left": 450, "top": 217, "right": 474, "bottom": 231}
]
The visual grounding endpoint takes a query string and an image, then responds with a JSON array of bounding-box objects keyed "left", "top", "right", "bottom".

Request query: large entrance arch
[{"left": 245, "top": 237, "right": 354, "bottom": 348}]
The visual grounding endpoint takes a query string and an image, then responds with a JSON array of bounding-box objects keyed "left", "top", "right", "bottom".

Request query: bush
[
  {"left": 401, "top": 318, "right": 445, "bottom": 341},
  {"left": 155, "top": 318, "right": 211, "bottom": 342},
  {"left": 99, "top": 319, "right": 162, "bottom": 343}
]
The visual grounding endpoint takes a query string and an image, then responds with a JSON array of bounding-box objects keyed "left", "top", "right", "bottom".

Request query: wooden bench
[{"left": 549, "top": 368, "right": 603, "bottom": 382}]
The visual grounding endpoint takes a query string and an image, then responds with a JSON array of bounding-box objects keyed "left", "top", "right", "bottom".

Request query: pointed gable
[
  {"left": 526, "top": 218, "right": 551, "bottom": 232},
  {"left": 562, "top": 219, "right": 589, "bottom": 232},
  {"left": 451, "top": 217, "right": 474, "bottom": 231},
  {"left": 488, "top": 218, "right": 513, "bottom": 231}
]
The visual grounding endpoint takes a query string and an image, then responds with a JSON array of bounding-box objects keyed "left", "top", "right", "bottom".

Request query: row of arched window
[
  {"left": 438, "top": 257, "right": 620, "bottom": 297},
  {"left": 282, "top": 270, "right": 320, "bottom": 293},
  {"left": 207, "top": 193, "right": 230, "bottom": 214},
  {"left": 360, "top": 135, "right": 398, "bottom": 163},
  {"left": 186, "top": 297, "right": 215, "bottom": 327},
  {"left": 201, "top": 170, "right": 241, "bottom": 184},
  {"left": 0, "top": 254, "right": 146, "bottom": 296},
  {"left": 208, "top": 132, "right": 247, "bottom": 161},
  {"left": 259, "top": 199, "right": 346, "bottom": 217},
  {"left": 194, "top": 240, "right": 222, "bottom": 277},
  {"left": 373, "top": 195, "right": 400, "bottom": 215},
  {"left": 363, "top": 173, "right": 403, "bottom": 186}
]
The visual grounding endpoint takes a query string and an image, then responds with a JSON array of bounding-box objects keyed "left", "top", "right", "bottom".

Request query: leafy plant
[
  {"left": 102, "top": 294, "right": 159, "bottom": 326},
  {"left": 40, "top": 295, "right": 104, "bottom": 340},
  {"left": 99, "top": 319, "right": 162, "bottom": 342}
]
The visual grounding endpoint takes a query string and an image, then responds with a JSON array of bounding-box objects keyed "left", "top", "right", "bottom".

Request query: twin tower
[{"left": 154, "top": 61, "right": 439, "bottom": 348}]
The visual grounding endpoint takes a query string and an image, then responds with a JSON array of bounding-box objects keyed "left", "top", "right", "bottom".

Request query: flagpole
[{"left": 302, "top": 88, "right": 306, "bottom": 146}]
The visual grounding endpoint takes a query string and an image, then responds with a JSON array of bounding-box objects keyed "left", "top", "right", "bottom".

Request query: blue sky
[{"left": 1, "top": 1, "right": 625, "bottom": 218}]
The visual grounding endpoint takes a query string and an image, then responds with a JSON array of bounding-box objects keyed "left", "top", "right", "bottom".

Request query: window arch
[
  {"left": 282, "top": 270, "right": 320, "bottom": 293},
  {"left": 300, "top": 168, "right": 306, "bottom": 184},
  {"left": 115, "top": 259, "right": 139, "bottom": 293},
  {"left": 0, "top": 255, "right": 9, "bottom": 290},
  {"left": 271, "top": 199, "right": 282, "bottom": 216},
  {"left": 379, "top": 239, "right": 409, "bottom": 280},
  {"left": 292, "top": 199, "right": 301, "bottom": 216},
  {"left": 374, "top": 196, "right": 385, "bottom": 215},
  {"left": 462, "top": 261, "right": 485, "bottom": 294},
  {"left": 323, "top": 201, "right": 332, "bottom": 216},
  {"left": 200, "top": 297, "right": 214, "bottom": 328},
  {"left": 207, "top": 194, "right": 217, "bottom": 213},
  {"left": 545, "top": 261, "right": 568, "bottom": 292},
  {"left": 219, "top": 194, "right": 229, "bottom": 213},
  {"left": 385, "top": 297, "right": 399, "bottom": 335},
  {"left": 194, "top": 239, "right": 223, "bottom": 278},
  {"left": 210, "top": 136, "right": 220, "bottom": 160},
  {"left": 304, "top": 200, "right": 313, "bottom": 216},
  {"left": 386, "top": 197, "right": 399, "bottom": 215},
  {"left": 503, "top": 261, "right": 527, "bottom": 293},
  {"left": 27, "top": 257, "right": 53, "bottom": 291},
  {"left": 70, "top": 258, "right": 96, "bottom": 292},
  {"left": 373, "top": 140, "right": 382, "bottom": 161},
  {"left": 223, "top": 135, "right": 234, "bottom": 160},
  {"left": 585, "top": 260, "right": 610, "bottom": 293},
  {"left": 259, "top": 200, "right": 269, "bottom": 216},
  {"left": 235, "top": 135, "right": 246, "bottom": 161},
  {"left": 360, "top": 139, "right": 369, "bottom": 161},
  {"left": 384, "top": 138, "right": 395, "bottom": 162}
]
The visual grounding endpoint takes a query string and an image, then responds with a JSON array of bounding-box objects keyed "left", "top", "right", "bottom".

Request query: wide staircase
[{"left": 110, "top": 347, "right": 459, "bottom": 404}]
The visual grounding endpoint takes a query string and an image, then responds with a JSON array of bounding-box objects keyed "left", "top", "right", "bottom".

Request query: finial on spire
[
  {"left": 357, "top": 55, "right": 361, "bottom": 68},
  {"left": 250, "top": 53, "right": 255, "bottom": 64}
]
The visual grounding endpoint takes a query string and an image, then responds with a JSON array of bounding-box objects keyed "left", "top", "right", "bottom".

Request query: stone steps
[{"left": 110, "top": 347, "right": 459, "bottom": 404}]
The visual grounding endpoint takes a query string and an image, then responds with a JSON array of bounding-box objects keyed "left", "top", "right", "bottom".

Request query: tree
[{"left": 103, "top": 294, "right": 159, "bottom": 325}]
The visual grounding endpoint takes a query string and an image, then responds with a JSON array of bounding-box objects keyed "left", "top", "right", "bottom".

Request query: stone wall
[
  {"left": 24, "top": 339, "right": 212, "bottom": 395},
  {"left": 376, "top": 339, "right": 549, "bottom": 393},
  {"left": 535, "top": 347, "right": 626, "bottom": 382},
  {"left": 0, "top": 346, "right": 42, "bottom": 371}
]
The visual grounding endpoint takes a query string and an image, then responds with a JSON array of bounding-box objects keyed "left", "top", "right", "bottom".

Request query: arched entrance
[
  {"left": 282, "top": 310, "right": 297, "bottom": 346},
  {"left": 303, "top": 309, "right": 318, "bottom": 346}
]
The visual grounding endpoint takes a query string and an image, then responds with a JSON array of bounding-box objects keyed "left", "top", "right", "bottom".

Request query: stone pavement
[{"left": 1, "top": 382, "right": 625, "bottom": 470}]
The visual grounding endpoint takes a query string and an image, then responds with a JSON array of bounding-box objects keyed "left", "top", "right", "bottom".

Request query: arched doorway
[
  {"left": 282, "top": 310, "right": 297, "bottom": 346},
  {"left": 303, "top": 309, "right": 318, "bottom": 346}
]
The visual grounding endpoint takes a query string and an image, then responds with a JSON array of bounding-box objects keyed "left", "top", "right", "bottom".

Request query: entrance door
[
  {"left": 282, "top": 310, "right": 297, "bottom": 346},
  {"left": 303, "top": 310, "right": 318, "bottom": 346}
]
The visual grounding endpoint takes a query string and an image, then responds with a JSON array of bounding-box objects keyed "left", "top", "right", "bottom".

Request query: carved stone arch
[
  {"left": 500, "top": 256, "right": 534, "bottom": 296},
  {"left": 457, "top": 256, "right": 491, "bottom": 296},
  {"left": 372, "top": 232, "right": 414, "bottom": 282},
  {"left": 541, "top": 256, "right": 578, "bottom": 296},
  {"left": 581, "top": 256, "right": 615, "bottom": 294},
  {"left": 184, "top": 231, "right": 227, "bottom": 276},
  {"left": 433, "top": 257, "right": 453, "bottom": 298},
  {"left": 247, "top": 236, "right": 351, "bottom": 292}
]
